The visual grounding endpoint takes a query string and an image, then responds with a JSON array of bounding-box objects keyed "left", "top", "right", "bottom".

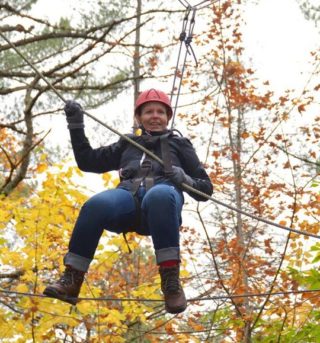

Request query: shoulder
[
  {"left": 118, "top": 133, "right": 138, "bottom": 144},
  {"left": 117, "top": 133, "right": 149, "bottom": 152},
  {"left": 169, "top": 132, "right": 193, "bottom": 147}
]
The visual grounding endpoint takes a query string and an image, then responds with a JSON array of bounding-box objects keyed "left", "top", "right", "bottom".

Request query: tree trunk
[
  {"left": 229, "top": 106, "right": 252, "bottom": 343},
  {"left": 133, "top": 0, "right": 142, "bottom": 132}
]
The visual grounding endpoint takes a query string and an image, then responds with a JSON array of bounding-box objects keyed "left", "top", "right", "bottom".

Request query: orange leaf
[
  {"left": 165, "top": 323, "right": 175, "bottom": 335},
  {"left": 241, "top": 131, "right": 249, "bottom": 139},
  {"left": 232, "top": 152, "right": 239, "bottom": 160},
  {"left": 283, "top": 161, "right": 290, "bottom": 169},
  {"left": 212, "top": 151, "right": 220, "bottom": 158}
]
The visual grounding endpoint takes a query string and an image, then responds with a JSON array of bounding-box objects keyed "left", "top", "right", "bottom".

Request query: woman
[{"left": 44, "top": 89, "right": 213, "bottom": 314}]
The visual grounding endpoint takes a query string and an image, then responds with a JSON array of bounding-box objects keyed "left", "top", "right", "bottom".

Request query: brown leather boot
[
  {"left": 43, "top": 266, "right": 85, "bottom": 305},
  {"left": 159, "top": 265, "right": 187, "bottom": 314}
]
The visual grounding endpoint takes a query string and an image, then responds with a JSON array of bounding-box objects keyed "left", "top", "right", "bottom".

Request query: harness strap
[
  {"left": 123, "top": 132, "right": 174, "bottom": 252},
  {"left": 145, "top": 177, "right": 154, "bottom": 190},
  {"left": 130, "top": 132, "right": 174, "bottom": 194},
  {"left": 160, "top": 133, "right": 173, "bottom": 175},
  {"left": 131, "top": 158, "right": 154, "bottom": 195}
]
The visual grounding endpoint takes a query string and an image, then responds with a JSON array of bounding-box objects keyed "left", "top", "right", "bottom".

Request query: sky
[
  {"left": 243, "top": 0, "right": 319, "bottom": 92},
  {"left": 32, "top": 0, "right": 319, "bottom": 95}
]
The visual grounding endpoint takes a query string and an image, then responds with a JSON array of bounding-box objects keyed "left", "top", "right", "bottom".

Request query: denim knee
[
  {"left": 141, "top": 184, "right": 183, "bottom": 250},
  {"left": 143, "top": 184, "right": 182, "bottom": 208}
]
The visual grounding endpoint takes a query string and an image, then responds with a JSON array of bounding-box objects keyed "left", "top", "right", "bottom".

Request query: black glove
[
  {"left": 167, "top": 166, "right": 194, "bottom": 187},
  {"left": 64, "top": 100, "right": 84, "bottom": 130}
]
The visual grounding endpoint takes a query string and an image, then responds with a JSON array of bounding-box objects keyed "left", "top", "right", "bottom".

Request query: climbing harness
[
  {"left": 128, "top": 132, "right": 171, "bottom": 194},
  {"left": 121, "top": 130, "right": 175, "bottom": 252}
]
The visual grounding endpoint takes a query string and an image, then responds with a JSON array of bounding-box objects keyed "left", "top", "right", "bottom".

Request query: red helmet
[{"left": 135, "top": 89, "right": 173, "bottom": 119}]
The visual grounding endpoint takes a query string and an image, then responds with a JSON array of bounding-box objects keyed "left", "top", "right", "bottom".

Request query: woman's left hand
[{"left": 167, "top": 166, "right": 194, "bottom": 187}]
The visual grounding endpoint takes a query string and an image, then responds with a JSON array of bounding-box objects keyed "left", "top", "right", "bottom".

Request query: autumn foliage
[{"left": 1, "top": 0, "right": 320, "bottom": 342}]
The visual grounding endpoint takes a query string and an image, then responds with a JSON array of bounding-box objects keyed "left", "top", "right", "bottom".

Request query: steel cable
[{"left": 1, "top": 287, "right": 320, "bottom": 303}]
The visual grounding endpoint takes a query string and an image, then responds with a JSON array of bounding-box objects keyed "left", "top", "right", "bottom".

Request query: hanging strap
[
  {"left": 122, "top": 132, "right": 174, "bottom": 253},
  {"left": 160, "top": 132, "right": 173, "bottom": 175},
  {"left": 130, "top": 158, "right": 154, "bottom": 195}
]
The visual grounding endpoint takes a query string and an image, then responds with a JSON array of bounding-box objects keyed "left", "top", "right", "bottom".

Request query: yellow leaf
[
  {"left": 40, "top": 153, "right": 47, "bottom": 161},
  {"left": 16, "top": 284, "right": 29, "bottom": 293},
  {"left": 37, "top": 163, "right": 47, "bottom": 173}
]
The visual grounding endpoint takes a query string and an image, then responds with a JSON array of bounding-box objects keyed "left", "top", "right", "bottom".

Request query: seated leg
[{"left": 141, "top": 184, "right": 187, "bottom": 313}]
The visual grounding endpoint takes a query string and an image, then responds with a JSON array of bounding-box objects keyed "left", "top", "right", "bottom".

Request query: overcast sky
[
  {"left": 32, "top": 0, "right": 319, "bottom": 94},
  {"left": 243, "top": 0, "right": 319, "bottom": 92}
]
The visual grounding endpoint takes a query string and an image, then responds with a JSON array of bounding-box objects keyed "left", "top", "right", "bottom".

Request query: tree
[
  {"left": 1, "top": 0, "right": 320, "bottom": 341},
  {"left": 0, "top": 164, "right": 169, "bottom": 342},
  {"left": 0, "top": 0, "right": 178, "bottom": 195},
  {"left": 297, "top": 0, "right": 320, "bottom": 27},
  {"left": 172, "top": 0, "right": 320, "bottom": 341}
]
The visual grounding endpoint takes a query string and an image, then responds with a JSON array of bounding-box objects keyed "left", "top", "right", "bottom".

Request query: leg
[
  {"left": 141, "top": 184, "right": 187, "bottom": 313},
  {"left": 44, "top": 188, "right": 137, "bottom": 304},
  {"left": 141, "top": 184, "right": 183, "bottom": 263},
  {"left": 66, "top": 188, "right": 137, "bottom": 271}
]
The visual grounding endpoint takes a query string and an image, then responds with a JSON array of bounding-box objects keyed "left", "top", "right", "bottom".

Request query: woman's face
[{"left": 137, "top": 102, "right": 168, "bottom": 132}]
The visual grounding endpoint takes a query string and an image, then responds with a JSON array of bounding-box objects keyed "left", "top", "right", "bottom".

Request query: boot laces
[
  {"left": 162, "top": 268, "right": 182, "bottom": 294},
  {"left": 60, "top": 267, "right": 83, "bottom": 286}
]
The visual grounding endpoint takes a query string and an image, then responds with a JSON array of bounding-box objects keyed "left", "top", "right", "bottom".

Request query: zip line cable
[
  {"left": 194, "top": 0, "right": 212, "bottom": 7},
  {"left": 170, "top": 6, "right": 198, "bottom": 129},
  {"left": 182, "top": 183, "right": 320, "bottom": 239},
  {"left": 0, "top": 33, "right": 162, "bottom": 164},
  {"left": 177, "top": 0, "right": 211, "bottom": 8},
  {"left": 1, "top": 32, "right": 320, "bottom": 241},
  {"left": 1, "top": 287, "right": 320, "bottom": 303},
  {"left": 170, "top": 0, "right": 218, "bottom": 127},
  {"left": 170, "top": 6, "right": 191, "bottom": 104},
  {"left": 177, "top": 0, "right": 191, "bottom": 8}
]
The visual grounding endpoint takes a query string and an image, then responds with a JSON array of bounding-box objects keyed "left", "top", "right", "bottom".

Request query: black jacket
[{"left": 69, "top": 129, "right": 213, "bottom": 201}]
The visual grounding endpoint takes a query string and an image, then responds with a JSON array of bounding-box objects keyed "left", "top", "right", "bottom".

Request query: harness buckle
[{"left": 141, "top": 159, "right": 152, "bottom": 170}]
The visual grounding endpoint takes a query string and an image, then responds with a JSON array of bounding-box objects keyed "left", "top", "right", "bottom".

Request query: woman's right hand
[{"left": 64, "top": 100, "right": 84, "bottom": 130}]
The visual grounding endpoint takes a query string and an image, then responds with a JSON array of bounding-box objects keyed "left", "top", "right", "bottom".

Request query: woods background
[{"left": 0, "top": 0, "right": 320, "bottom": 342}]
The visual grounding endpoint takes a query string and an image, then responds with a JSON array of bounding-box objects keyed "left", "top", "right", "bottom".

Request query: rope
[
  {"left": 0, "top": 31, "right": 319, "bottom": 241},
  {"left": 183, "top": 183, "right": 320, "bottom": 239},
  {"left": 169, "top": 0, "right": 217, "bottom": 128},
  {"left": 194, "top": 0, "right": 212, "bottom": 8},
  {"left": 0, "top": 33, "right": 163, "bottom": 164},
  {"left": 170, "top": 6, "right": 198, "bottom": 129},
  {"left": 177, "top": 0, "right": 191, "bottom": 8},
  {"left": 170, "top": 6, "right": 191, "bottom": 105},
  {"left": 1, "top": 287, "right": 320, "bottom": 303}
]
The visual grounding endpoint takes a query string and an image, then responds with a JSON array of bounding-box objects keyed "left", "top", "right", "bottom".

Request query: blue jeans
[{"left": 64, "top": 184, "right": 184, "bottom": 272}]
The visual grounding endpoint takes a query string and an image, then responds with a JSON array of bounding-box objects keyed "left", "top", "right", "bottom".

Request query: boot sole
[
  {"left": 43, "top": 287, "right": 78, "bottom": 305},
  {"left": 165, "top": 303, "right": 187, "bottom": 314}
]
